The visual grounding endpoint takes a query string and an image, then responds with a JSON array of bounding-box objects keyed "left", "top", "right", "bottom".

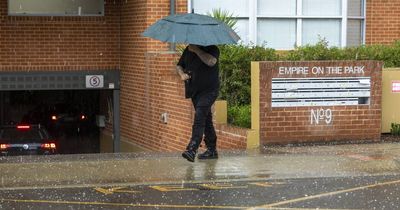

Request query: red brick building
[{"left": 0, "top": 0, "right": 398, "bottom": 152}]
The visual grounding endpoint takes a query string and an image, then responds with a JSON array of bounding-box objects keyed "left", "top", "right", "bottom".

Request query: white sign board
[
  {"left": 272, "top": 77, "right": 371, "bottom": 107},
  {"left": 278, "top": 65, "right": 365, "bottom": 76},
  {"left": 86, "top": 75, "right": 104, "bottom": 88}
]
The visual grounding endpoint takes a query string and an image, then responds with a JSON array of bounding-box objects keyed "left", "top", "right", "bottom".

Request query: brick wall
[
  {"left": 119, "top": 0, "right": 246, "bottom": 151},
  {"left": 119, "top": 0, "right": 176, "bottom": 152},
  {"left": 120, "top": 51, "right": 247, "bottom": 151},
  {"left": 0, "top": 0, "right": 247, "bottom": 152},
  {"left": 366, "top": 0, "right": 400, "bottom": 44},
  {"left": 258, "top": 61, "right": 382, "bottom": 145},
  {"left": 0, "top": 0, "right": 120, "bottom": 71},
  {"left": 1, "top": 0, "right": 394, "bottom": 151}
]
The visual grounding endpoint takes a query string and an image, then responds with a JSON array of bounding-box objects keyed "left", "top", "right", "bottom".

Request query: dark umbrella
[{"left": 142, "top": 13, "right": 240, "bottom": 46}]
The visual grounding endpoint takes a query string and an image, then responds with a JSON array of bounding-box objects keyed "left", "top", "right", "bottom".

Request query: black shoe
[
  {"left": 182, "top": 150, "right": 196, "bottom": 162},
  {"left": 198, "top": 149, "right": 218, "bottom": 159}
]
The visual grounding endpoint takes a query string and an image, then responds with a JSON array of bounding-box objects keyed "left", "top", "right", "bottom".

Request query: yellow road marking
[
  {"left": 0, "top": 177, "right": 271, "bottom": 191},
  {"left": 249, "top": 208, "right": 356, "bottom": 210},
  {"left": 95, "top": 187, "right": 114, "bottom": 195},
  {"left": 0, "top": 198, "right": 349, "bottom": 210},
  {"left": 200, "top": 183, "right": 248, "bottom": 190},
  {"left": 249, "top": 182, "right": 285, "bottom": 187},
  {"left": 95, "top": 187, "right": 138, "bottom": 195},
  {"left": 150, "top": 185, "right": 199, "bottom": 192},
  {"left": 0, "top": 198, "right": 244, "bottom": 209},
  {"left": 248, "top": 208, "right": 355, "bottom": 210},
  {"left": 113, "top": 189, "right": 140, "bottom": 193},
  {"left": 248, "top": 179, "right": 400, "bottom": 209}
]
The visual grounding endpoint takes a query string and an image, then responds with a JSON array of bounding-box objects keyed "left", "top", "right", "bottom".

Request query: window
[
  {"left": 347, "top": 19, "right": 363, "bottom": 47},
  {"left": 348, "top": 0, "right": 363, "bottom": 16},
  {"left": 302, "top": 19, "right": 341, "bottom": 46},
  {"left": 257, "top": 19, "right": 296, "bottom": 50},
  {"left": 235, "top": 20, "right": 250, "bottom": 44},
  {"left": 347, "top": 0, "right": 364, "bottom": 46},
  {"left": 302, "top": 0, "right": 341, "bottom": 16},
  {"left": 8, "top": 0, "right": 104, "bottom": 16},
  {"left": 192, "top": 0, "right": 249, "bottom": 43},
  {"left": 191, "top": 0, "right": 365, "bottom": 49},
  {"left": 192, "top": 0, "right": 248, "bottom": 16},
  {"left": 258, "top": 0, "right": 296, "bottom": 16}
]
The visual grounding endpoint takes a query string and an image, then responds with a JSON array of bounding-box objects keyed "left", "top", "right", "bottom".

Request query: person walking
[{"left": 176, "top": 44, "right": 220, "bottom": 162}]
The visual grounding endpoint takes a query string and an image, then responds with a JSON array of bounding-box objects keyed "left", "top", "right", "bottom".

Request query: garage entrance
[{"left": 0, "top": 70, "right": 120, "bottom": 155}]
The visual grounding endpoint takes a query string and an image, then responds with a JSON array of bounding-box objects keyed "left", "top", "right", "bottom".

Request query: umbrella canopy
[{"left": 142, "top": 13, "right": 240, "bottom": 46}]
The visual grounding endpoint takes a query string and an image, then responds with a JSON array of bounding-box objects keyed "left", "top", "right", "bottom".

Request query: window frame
[
  {"left": 7, "top": 0, "right": 105, "bottom": 17},
  {"left": 189, "top": 0, "right": 366, "bottom": 49}
]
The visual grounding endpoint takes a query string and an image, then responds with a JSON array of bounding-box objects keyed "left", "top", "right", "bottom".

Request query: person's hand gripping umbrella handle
[{"left": 176, "top": 65, "right": 191, "bottom": 82}]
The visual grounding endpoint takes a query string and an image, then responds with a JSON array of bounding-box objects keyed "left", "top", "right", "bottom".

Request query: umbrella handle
[
  {"left": 190, "top": 0, "right": 194, "bottom": 13},
  {"left": 184, "top": 70, "right": 192, "bottom": 79}
]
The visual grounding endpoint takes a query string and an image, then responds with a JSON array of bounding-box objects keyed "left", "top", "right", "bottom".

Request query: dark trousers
[{"left": 186, "top": 90, "right": 218, "bottom": 152}]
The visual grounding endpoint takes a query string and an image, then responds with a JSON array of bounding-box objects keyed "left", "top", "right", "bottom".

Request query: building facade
[
  {"left": 193, "top": 0, "right": 400, "bottom": 49},
  {"left": 0, "top": 0, "right": 399, "bottom": 151}
]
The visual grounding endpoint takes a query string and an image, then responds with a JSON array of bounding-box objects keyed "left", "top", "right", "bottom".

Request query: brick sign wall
[{"left": 256, "top": 61, "right": 382, "bottom": 145}]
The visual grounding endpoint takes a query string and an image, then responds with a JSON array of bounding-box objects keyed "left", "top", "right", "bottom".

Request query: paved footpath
[{"left": 0, "top": 142, "right": 400, "bottom": 209}]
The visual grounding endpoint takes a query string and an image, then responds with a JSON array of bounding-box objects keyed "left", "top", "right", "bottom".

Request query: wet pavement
[
  {"left": 1, "top": 175, "right": 400, "bottom": 209},
  {"left": 0, "top": 142, "right": 400, "bottom": 209},
  {"left": 1, "top": 142, "right": 400, "bottom": 188}
]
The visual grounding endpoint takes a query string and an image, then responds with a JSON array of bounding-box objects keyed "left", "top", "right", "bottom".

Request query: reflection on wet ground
[
  {"left": 0, "top": 142, "right": 399, "bottom": 189},
  {"left": 1, "top": 142, "right": 400, "bottom": 209}
]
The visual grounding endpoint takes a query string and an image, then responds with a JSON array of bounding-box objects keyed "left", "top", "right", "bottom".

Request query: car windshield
[
  {"left": 51, "top": 103, "right": 79, "bottom": 114},
  {"left": 0, "top": 127, "right": 47, "bottom": 143}
]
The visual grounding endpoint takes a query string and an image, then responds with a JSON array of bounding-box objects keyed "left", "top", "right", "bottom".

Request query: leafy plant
[
  {"left": 391, "top": 123, "right": 400, "bottom": 136},
  {"left": 227, "top": 105, "right": 251, "bottom": 128},
  {"left": 206, "top": 8, "right": 238, "bottom": 31},
  {"left": 286, "top": 38, "right": 346, "bottom": 61},
  {"left": 219, "top": 44, "right": 277, "bottom": 106}
]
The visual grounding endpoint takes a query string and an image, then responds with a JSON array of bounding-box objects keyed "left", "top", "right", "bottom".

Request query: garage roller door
[{"left": 0, "top": 70, "right": 119, "bottom": 90}]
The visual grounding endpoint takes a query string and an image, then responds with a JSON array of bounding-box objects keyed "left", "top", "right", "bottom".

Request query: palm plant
[{"left": 206, "top": 8, "right": 238, "bottom": 32}]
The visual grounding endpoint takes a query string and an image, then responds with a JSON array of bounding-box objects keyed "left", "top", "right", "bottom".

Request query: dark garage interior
[{"left": 0, "top": 90, "right": 103, "bottom": 154}]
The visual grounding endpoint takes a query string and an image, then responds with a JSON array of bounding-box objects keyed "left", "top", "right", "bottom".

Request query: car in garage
[
  {"left": 0, "top": 124, "right": 57, "bottom": 156},
  {"left": 48, "top": 103, "right": 88, "bottom": 124},
  {"left": 22, "top": 103, "right": 93, "bottom": 137}
]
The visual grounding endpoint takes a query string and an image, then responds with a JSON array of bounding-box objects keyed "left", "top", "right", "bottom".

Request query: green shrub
[
  {"left": 285, "top": 39, "right": 400, "bottom": 66},
  {"left": 227, "top": 105, "right": 251, "bottom": 128},
  {"left": 219, "top": 44, "right": 277, "bottom": 106},
  {"left": 391, "top": 123, "right": 400, "bottom": 136},
  {"left": 285, "top": 38, "right": 347, "bottom": 61}
]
